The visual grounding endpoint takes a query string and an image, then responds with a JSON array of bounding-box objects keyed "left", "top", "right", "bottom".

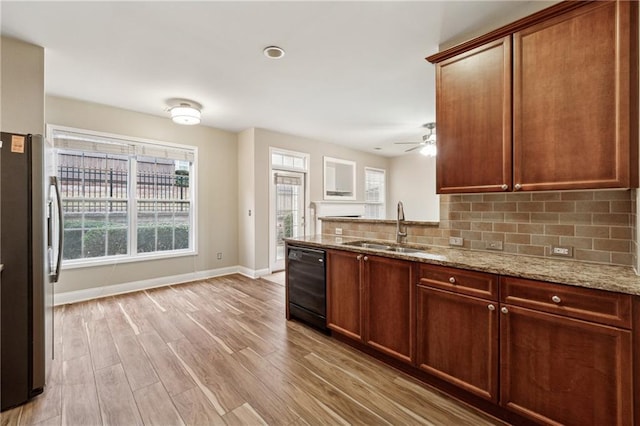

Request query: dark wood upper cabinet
[
  {"left": 435, "top": 37, "right": 512, "bottom": 194},
  {"left": 513, "top": 1, "right": 637, "bottom": 191},
  {"left": 428, "top": 0, "right": 638, "bottom": 194}
]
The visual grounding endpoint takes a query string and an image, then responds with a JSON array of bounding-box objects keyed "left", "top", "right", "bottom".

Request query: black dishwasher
[{"left": 286, "top": 245, "right": 327, "bottom": 330}]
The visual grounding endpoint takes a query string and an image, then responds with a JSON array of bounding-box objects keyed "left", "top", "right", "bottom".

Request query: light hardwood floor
[{"left": 1, "top": 274, "right": 502, "bottom": 426}]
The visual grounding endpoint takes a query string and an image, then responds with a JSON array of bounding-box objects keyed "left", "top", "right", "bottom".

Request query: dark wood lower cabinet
[
  {"left": 326, "top": 250, "right": 362, "bottom": 341},
  {"left": 416, "top": 286, "right": 499, "bottom": 402},
  {"left": 322, "top": 246, "right": 637, "bottom": 425},
  {"left": 365, "top": 256, "right": 414, "bottom": 364},
  {"left": 500, "top": 304, "right": 633, "bottom": 426}
]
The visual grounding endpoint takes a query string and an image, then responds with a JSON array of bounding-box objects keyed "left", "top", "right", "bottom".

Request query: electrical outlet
[
  {"left": 551, "top": 245, "right": 573, "bottom": 257},
  {"left": 217, "top": 252, "right": 223, "bottom": 260},
  {"left": 486, "top": 240, "right": 503, "bottom": 251},
  {"left": 335, "top": 228, "right": 343, "bottom": 235},
  {"left": 449, "top": 236, "right": 464, "bottom": 246}
]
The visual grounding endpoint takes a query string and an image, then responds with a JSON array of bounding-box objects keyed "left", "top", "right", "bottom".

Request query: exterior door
[{"left": 271, "top": 170, "right": 305, "bottom": 271}]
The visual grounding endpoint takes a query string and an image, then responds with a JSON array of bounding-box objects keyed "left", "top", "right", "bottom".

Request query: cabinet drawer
[
  {"left": 500, "top": 276, "right": 632, "bottom": 328},
  {"left": 418, "top": 264, "right": 498, "bottom": 301}
]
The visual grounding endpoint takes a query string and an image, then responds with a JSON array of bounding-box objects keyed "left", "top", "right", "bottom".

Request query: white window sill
[{"left": 61, "top": 249, "right": 197, "bottom": 270}]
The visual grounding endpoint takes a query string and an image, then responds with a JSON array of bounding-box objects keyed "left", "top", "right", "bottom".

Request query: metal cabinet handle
[
  {"left": 363, "top": 256, "right": 368, "bottom": 262},
  {"left": 551, "top": 295, "right": 561, "bottom": 304},
  {"left": 488, "top": 304, "right": 495, "bottom": 311},
  {"left": 449, "top": 277, "right": 456, "bottom": 284},
  {"left": 501, "top": 307, "right": 509, "bottom": 314},
  {"left": 514, "top": 183, "right": 522, "bottom": 190},
  {"left": 501, "top": 184, "right": 508, "bottom": 191},
  {"left": 356, "top": 254, "right": 363, "bottom": 261}
]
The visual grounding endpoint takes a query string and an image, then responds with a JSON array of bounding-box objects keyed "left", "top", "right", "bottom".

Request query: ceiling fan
[{"left": 395, "top": 122, "right": 436, "bottom": 156}]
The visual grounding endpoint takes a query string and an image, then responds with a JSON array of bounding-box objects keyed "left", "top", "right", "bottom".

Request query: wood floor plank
[
  {"left": 0, "top": 405, "right": 22, "bottom": 426},
  {"left": 301, "top": 352, "right": 429, "bottom": 424},
  {"left": 171, "top": 387, "right": 226, "bottom": 426},
  {"left": 61, "top": 313, "right": 88, "bottom": 361},
  {"left": 202, "top": 352, "right": 299, "bottom": 425},
  {"left": 31, "top": 415, "right": 61, "bottom": 426},
  {"left": 17, "top": 274, "right": 505, "bottom": 426},
  {"left": 137, "top": 332, "right": 195, "bottom": 396},
  {"left": 146, "top": 310, "right": 185, "bottom": 343},
  {"left": 60, "top": 384, "right": 101, "bottom": 426},
  {"left": 222, "top": 403, "right": 268, "bottom": 426},
  {"left": 94, "top": 364, "right": 143, "bottom": 426},
  {"left": 234, "top": 347, "right": 349, "bottom": 425},
  {"left": 133, "top": 382, "right": 185, "bottom": 426},
  {"left": 266, "top": 350, "right": 389, "bottom": 425},
  {"left": 168, "top": 339, "right": 244, "bottom": 415},
  {"left": 112, "top": 334, "right": 159, "bottom": 391},
  {"left": 62, "top": 355, "right": 94, "bottom": 386},
  {"left": 17, "top": 386, "right": 61, "bottom": 426},
  {"left": 85, "top": 319, "right": 120, "bottom": 371}
]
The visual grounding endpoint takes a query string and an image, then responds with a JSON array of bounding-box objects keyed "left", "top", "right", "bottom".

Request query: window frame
[
  {"left": 47, "top": 124, "right": 198, "bottom": 269},
  {"left": 364, "top": 166, "right": 386, "bottom": 219}
]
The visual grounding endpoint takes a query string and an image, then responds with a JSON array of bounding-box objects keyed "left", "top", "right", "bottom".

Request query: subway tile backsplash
[{"left": 321, "top": 189, "right": 637, "bottom": 267}]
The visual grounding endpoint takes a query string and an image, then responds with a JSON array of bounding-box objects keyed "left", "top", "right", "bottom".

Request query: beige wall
[
  {"left": 239, "top": 127, "right": 390, "bottom": 272},
  {"left": 46, "top": 96, "right": 239, "bottom": 293},
  {"left": 237, "top": 128, "right": 256, "bottom": 271},
  {"left": 1, "top": 37, "right": 45, "bottom": 134},
  {"left": 388, "top": 154, "right": 439, "bottom": 221}
]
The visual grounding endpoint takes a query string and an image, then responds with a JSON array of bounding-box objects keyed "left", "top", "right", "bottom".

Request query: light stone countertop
[{"left": 285, "top": 235, "right": 640, "bottom": 296}]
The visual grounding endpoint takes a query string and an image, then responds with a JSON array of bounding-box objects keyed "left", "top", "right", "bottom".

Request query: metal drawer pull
[
  {"left": 501, "top": 184, "right": 508, "bottom": 191},
  {"left": 501, "top": 307, "right": 509, "bottom": 314},
  {"left": 449, "top": 277, "right": 456, "bottom": 284},
  {"left": 551, "top": 295, "right": 561, "bottom": 304},
  {"left": 356, "top": 254, "right": 363, "bottom": 261},
  {"left": 514, "top": 183, "right": 522, "bottom": 190},
  {"left": 363, "top": 256, "right": 368, "bottom": 261},
  {"left": 488, "top": 304, "right": 495, "bottom": 311}
]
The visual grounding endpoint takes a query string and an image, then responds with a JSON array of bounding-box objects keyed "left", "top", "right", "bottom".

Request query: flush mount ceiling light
[
  {"left": 263, "top": 46, "right": 285, "bottom": 59},
  {"left": 168, "top": 101, "right": 202, "bottom": 125}
]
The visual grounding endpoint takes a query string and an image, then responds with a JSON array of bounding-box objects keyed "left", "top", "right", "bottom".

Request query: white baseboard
[
  {"left": 53, "top": 265, "right": 269, "bottom": 305},
  {"left": 237, "top": 266, "right": 271, "bottom": 279}
]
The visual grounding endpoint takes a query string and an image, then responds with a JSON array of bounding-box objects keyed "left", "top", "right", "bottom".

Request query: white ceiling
[{"left": 1, "top": 1, "right": 556, "bottom": 157}]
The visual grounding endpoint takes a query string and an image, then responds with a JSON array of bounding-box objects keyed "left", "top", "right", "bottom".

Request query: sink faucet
[{"left": 397, "top": 201, "right": 407, "bottom": 244}]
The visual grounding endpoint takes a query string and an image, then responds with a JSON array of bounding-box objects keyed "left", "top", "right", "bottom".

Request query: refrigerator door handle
[{"left": 49, "top": 176, "right": 63, "bottom": 283}]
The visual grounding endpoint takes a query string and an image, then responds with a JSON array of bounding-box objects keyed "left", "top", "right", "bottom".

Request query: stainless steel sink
[
  {"left": 341, "top": 241, "right": 393, "bottom": 250},
  {"left": 341, "top": 240, "right": 426, "bottom": 254},
  {"left": 386, "top": 246, "right": 423, "bottom": 254}
]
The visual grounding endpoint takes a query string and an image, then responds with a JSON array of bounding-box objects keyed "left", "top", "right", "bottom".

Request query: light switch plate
[{"left": 335, "top": 228, "right": 343, "bottom": 235}]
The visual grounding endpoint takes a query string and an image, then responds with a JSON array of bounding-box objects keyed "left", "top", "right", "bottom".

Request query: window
[
  {"left": 364, "top": 167, "right": 386, "bottom": 219},
  {"left": 49, "top": 125, "right": 196, "bottom": 265}
]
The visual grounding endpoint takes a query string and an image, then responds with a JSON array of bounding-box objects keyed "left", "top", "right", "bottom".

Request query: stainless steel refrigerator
[{"left": 0, "top": 132, "right": 62, "bottom": 411}]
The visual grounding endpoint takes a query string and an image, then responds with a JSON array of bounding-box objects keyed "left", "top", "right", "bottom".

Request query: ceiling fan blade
[{"left": 405, "top": 145, "right": 423, "bottom": 153}]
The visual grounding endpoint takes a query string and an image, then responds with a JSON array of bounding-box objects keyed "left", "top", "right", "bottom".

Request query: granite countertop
[
  {"left": 285, "top": 235, "right": 640, "bottom": 296},
  {"left": 318, "top": 217, "right": 440, "bottom": 226}
]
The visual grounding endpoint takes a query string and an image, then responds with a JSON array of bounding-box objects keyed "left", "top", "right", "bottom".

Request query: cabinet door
[
  {"left": 416, "top": 286, "right": 499, "bottom": 402},
  {"left": 435, "top": 36, "right": 512, "bottom": 194},
  {"left": 364, "top": 256, "right": 414, "bottom": 364},
  {"left": 500, "top": 304, "right": 632, "bottom": 425},
  {"left": 513, "top": 1, "right": 638, "bottom": 191},
  {"left": 326, "top": 250, "right": 362, "bottom": 341}
]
